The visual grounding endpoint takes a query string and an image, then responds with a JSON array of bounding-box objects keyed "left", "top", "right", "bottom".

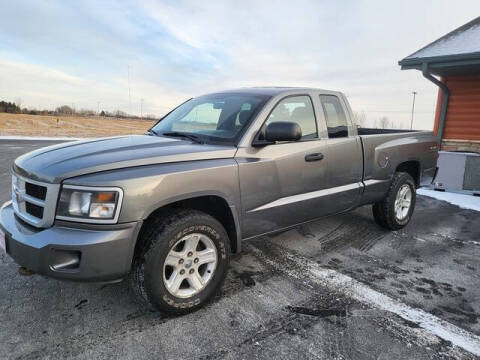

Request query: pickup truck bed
[
  {"left": 358, "top": 130, "right": 438, "bottom": 206},
  {"left": 357, "top": 127, "right": 418, "bottom": 135}
]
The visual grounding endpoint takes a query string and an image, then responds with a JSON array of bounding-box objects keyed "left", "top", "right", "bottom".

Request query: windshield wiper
[
  {"left": 146, "top": 129, "right": 159, "bottom": 136},
  {"left": 161, "top": 131, "right": 203, "bottom": 144}
]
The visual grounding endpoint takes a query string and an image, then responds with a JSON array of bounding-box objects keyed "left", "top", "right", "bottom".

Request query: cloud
[
  {"left": 135, "top": 0, "right": 480, "bottom": 128},
  {"left": 0, "top": 55, "right": 89, "bottom": 107},
  {"left": 1, "top": 0, "right": 480, "bottom": 129},
  {"left": 0, "top": 53, "right": 189, "bottom": 115}
]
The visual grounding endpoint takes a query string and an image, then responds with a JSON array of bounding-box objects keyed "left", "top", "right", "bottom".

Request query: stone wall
[{"left": 441, "top": 140, "right": 480, "bottom": 153}]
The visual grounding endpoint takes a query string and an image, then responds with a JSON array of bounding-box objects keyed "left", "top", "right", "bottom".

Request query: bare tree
[
  {"left": 114, "top": 109, "right": 128, "bottom": 118},
  {"left": 55, "top": 105, "right": 74, "bottom": 115},
  {"left": 78, "top": 108, "right": 96, "bottom": 116},
  {"left": 353, "top": 111, "right": 367, "bottom": 127},
  {"left": 379, "top": 116, "right": 390, "bottom": 129},
  {"left": 391, "top": 119, "right": 405, "bottom": 129}
]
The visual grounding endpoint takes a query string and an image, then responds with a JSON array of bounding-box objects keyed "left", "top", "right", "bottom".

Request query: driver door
[{"left": 235, "top": 94, "right": 330, "bottom": 239}]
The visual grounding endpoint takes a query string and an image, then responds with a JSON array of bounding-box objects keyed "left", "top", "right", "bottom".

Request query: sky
[{"left": 1, "top": 0, "right": 479, "bottom": 129}]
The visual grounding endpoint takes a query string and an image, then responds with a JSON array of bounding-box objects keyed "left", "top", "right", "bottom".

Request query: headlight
[{"left": 56, "top": 185, "right": 124, "bottom": 224}]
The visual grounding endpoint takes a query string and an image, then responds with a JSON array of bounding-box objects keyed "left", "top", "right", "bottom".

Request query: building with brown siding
[
  {"left": 399, "top": 17, "right": 480, "bottom": 193},
  {"left": 434, "top": 75, "right": 480, "bottom": 152}
]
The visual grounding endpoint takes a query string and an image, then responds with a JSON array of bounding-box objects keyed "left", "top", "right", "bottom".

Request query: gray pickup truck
[{"left": 0, "top": 87, "right": 439, "bottom": 313}]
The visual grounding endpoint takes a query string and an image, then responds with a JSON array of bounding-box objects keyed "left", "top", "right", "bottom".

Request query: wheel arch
[
  {"left": 137, "top": 193, "right": 242, "bottom": 257},
  {"left": 395, "top": 160, "right": 421, "bottom": 187}
]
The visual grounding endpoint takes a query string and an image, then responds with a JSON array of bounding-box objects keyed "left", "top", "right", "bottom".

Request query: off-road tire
[
  {"left": 130, "top": 209, "right": 230, "bottom": 314},
  {"left": 372, "top": 172, "right": 416, "bottom": 230}
]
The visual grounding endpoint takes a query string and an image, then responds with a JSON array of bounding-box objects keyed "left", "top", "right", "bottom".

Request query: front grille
[
  {"left": 11, "top": 173, "right": 60, "bottom": 228},
  {"left": 26, "top": 202, "right": 44, "bottom": 218},
  {"left": 25, "top": 182, "right": 47, "bottom": 200}
]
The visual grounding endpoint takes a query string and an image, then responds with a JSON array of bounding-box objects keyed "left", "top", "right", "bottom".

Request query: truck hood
[{"left": 14, "top": 135, "right": 237, "bottom": 183}]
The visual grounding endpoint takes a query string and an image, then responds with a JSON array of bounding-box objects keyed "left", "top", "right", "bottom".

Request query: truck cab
[{"left": 236, "top": 89, "right": 364, "bottom": 238}]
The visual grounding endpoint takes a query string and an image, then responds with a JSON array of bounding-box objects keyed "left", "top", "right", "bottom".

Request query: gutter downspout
[{"left": 421, "top": 62, "right": 450, "bottom": 141}]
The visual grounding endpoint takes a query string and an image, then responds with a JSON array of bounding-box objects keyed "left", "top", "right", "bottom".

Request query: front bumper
[{"left": 0, "top": 201, "right": 142, "bottom": 282}]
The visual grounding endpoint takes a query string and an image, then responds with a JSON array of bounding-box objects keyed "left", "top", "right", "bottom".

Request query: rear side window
[
  {"left": 266, "top": 95, "right": 317, "bottom": 139},
  {"left": 320, "top": 95, "right": 348, "bottom": 138}
]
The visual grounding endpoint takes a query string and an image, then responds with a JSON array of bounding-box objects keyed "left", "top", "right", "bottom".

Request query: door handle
[{"left": 305, "top": 153, "right": 324, "bottom": 162}]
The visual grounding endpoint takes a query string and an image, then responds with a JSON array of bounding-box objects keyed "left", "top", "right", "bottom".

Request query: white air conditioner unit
[{"left": 433, "top": 151, "right": 480, "bottom": 195}]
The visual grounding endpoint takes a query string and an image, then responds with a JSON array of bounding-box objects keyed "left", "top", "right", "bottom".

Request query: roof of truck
[{"left": 204, "top": 87, "right": 334, "bottom": 96}]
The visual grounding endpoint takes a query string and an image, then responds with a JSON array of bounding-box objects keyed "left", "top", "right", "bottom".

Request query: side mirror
[{"left": 265, "top": 122, "right": 302, "bottom": 142}]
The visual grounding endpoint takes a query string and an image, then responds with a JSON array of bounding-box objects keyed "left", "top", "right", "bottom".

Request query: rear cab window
[{"left": 319, "top": 95, "right": 349, "bottom": 138}]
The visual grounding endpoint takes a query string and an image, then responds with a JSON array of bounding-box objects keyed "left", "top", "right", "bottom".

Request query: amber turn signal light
[{"left": 96, "top": 192, "right": 116, "bottom": 202}]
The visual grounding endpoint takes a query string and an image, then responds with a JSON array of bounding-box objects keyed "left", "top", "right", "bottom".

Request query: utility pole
[
  {"left": 410, "top": 91, "right": 417, "bottom": 130},
  {"left": 128, "top": 65, "right": 131, "bottom": 115},
  {"left": 140, "top": 98, "right": 144, "bottom": 119},
  {"left": 97, "top": 101, "right": 100, "bottom": 116}
]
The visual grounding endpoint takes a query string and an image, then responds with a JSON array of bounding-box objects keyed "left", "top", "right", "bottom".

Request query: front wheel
[
  {"left": 130, "top": 209, "right": 230, "bottom": 314},
  {"left": 372, "top": 172, "right": 416, "bottom": 230}
]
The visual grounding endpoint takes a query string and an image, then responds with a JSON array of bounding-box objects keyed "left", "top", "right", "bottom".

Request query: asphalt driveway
[{"left": 0, "top": 139, "right": 479, "bottom": 359}]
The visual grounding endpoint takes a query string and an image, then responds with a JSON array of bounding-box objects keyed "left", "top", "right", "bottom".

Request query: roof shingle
[{"left": 400, "top": 17, "right": 480, "bottom": 64}]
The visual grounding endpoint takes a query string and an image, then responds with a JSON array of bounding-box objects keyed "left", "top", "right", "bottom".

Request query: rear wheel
[
  {"left": 372, "top": 172, "right": 416, "bottom": 230},
  {"left": 130, "top": 209, "right": 230, "bottom": 313}
]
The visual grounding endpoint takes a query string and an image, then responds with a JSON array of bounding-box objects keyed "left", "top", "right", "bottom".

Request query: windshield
[{"left": 151, "top": 93, "right": 270, "bottom": 144}]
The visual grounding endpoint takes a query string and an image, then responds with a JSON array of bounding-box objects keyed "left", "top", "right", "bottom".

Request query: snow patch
[
  {"left": 417, "top": 188, "right": 480, "bottom": 212},
  {"left": 408, "top": 22, "right": 480, "bottom": 58},
  {"left": 249, "top": 244, "right": 480, "bottom": 357}
]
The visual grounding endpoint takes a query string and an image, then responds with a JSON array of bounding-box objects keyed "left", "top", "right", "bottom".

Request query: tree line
[
  {"left": 0, "top": 100, "right": 157, "bottom": 120},
  {"left": 0, "top": 101, "right": 22, "bottom": 113},
  {"left": 1, "top": 99, "right": 403, "bottom": 127},
  {"left": 353, "top": 111, "right": 407, "bottom": 129}
]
